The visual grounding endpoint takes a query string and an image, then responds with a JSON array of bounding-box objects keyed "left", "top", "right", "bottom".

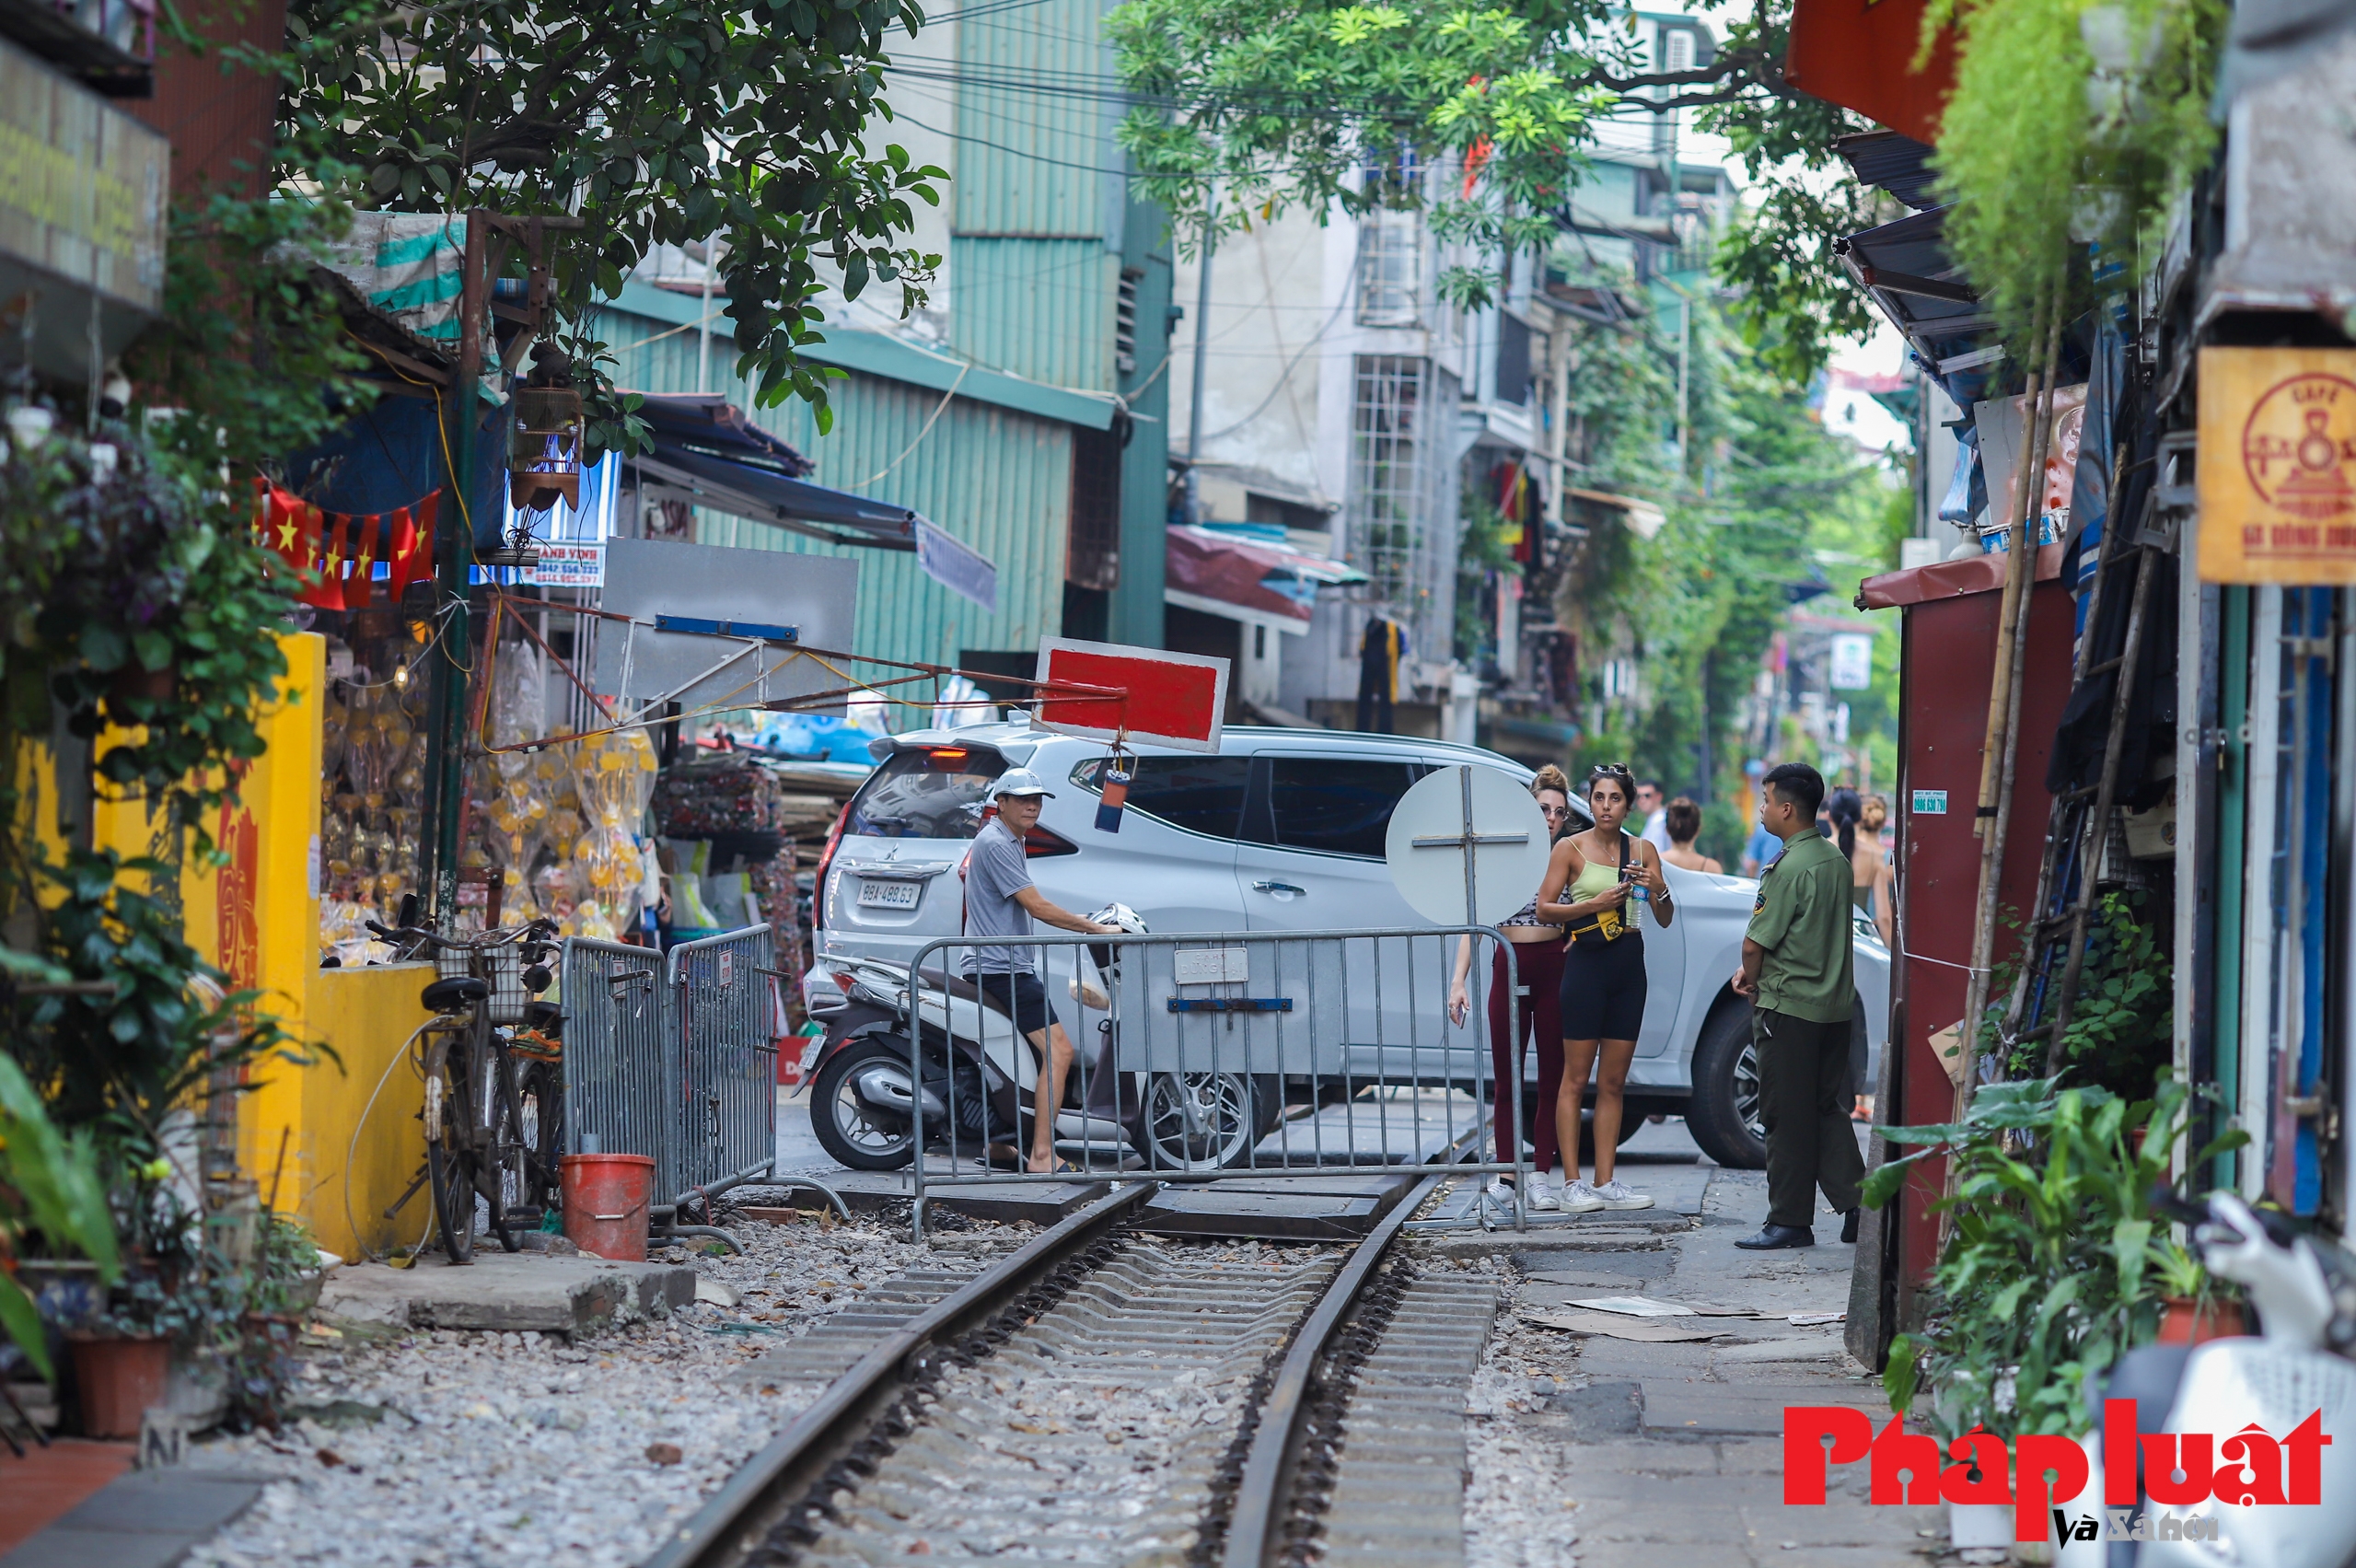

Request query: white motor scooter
[
  {"left": 2053, "top": 1190, "right": 2356, "bottom": 1566},
  {"left": 807, "top": 906, "right": 1272, "bottom": 1173}
]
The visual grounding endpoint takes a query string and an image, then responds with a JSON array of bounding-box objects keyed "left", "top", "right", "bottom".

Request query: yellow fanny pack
[{"left": 1564, "top": 906, "right": 1631, "bottom": 944}]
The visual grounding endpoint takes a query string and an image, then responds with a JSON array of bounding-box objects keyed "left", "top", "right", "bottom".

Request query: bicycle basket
[{"left": 435, "top": 941, "right": 535, "bottom": 1026}]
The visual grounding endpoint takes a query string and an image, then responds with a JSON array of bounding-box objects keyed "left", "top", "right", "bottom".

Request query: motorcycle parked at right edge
[{"left": 2053, "top": 1189, "right": 2356, "bottom": 1566}]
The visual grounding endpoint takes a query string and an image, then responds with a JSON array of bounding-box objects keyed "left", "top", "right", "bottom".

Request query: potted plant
[
  {"left": 0, "top": 1054, "right": 122, "bottom": 1423},
  {"left": 1866, "top": 1074, "right": 2245, "bottom": 1554},
  {"left": 2151, "top": 1236, "right": 2245, "bottom": 1343}
]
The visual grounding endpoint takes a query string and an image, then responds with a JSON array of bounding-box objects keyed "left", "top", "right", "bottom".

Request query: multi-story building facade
[{"left": 1165, "top": 8, "right": 1734, "bottom": 751}]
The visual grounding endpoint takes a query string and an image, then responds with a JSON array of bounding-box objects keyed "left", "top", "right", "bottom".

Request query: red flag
[
  {"left": 300, "top": 509, "right": 345, "bottom": 610},
  {"left": 345, "top": 514, "right": 380, "bottom": 610},
  {"left": 257, "top": 482, "right": 312, "bottom": 583},
  {"left": 386, "top": 506, "right": 417, "bottom": 599},
  {"left": 391, "top": 491, "right": 439, "bottom": 599}
]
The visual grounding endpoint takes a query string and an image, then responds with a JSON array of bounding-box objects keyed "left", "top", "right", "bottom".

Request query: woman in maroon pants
[{"left": 1447, "top": 765, "right": 1573, "bottom": 1212}]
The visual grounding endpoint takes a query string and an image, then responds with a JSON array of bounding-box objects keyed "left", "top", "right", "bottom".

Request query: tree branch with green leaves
[{"left": 277, "top": 0, "right": 948, "bottom": 428}]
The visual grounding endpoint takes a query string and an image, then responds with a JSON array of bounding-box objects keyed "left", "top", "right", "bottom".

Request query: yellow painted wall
[
  {"left": 35, "top": 632, "right": 435, "bottom": 1258},
  {"left": 290, "top": 962, "right": 435, "bottom": 1259},
  {"left": 187, "top": 633, "right": 434, "bottom": 1257}
]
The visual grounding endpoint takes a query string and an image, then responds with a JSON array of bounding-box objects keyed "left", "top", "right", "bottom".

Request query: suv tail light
[
  {"left": 1023, "top": 823, "right": 1078, "bottom": 858},
  {"left": 812, "top": 799, "right": 850, "bottom": 931}
]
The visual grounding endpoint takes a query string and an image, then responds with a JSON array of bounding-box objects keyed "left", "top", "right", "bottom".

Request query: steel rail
[
  {"left": 640, "top": 1179, "right": 1159, "bottom": 1568},
  {"left": 1220, "top": 1171, "right": 1449, "bottom": 1568}
]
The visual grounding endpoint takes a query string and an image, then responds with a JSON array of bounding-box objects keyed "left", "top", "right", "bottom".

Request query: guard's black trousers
[{"left": 1755, "top": 1007, "right": 1865, "bottom": 1229}]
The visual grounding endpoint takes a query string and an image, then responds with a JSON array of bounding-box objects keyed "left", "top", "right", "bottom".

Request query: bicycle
[{"left": 369, "top": 917, "right": 564, "bottom": 1261}]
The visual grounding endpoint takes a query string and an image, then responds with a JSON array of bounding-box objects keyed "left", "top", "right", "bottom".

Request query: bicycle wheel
[
  {"left": 472, "top": 1045, "right": 523, "bottom": 1253},
  {"left": 482, "top": 1048, "right": 536, "bottom": 1252},
  {"left": 421, "top": 1027, "right": 480, "bottom": 1262},
  {"left": 516, "top": 1057, "right": 563, "bottom": 1219},
  {"left": 426, "top": 1123, "right": 479, "bottom": 1263}
]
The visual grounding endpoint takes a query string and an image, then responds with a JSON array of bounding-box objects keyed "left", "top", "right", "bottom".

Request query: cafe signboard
[{"left": 2199, "top": 347, "right": 2356, "bottom": 583}]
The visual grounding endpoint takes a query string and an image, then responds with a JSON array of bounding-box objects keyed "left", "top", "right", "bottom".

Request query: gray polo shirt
[{"left": 961, "top": 817, "right": 1035, "bottom": 975}]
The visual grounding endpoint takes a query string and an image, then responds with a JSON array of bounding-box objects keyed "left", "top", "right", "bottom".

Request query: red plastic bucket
[{"left": 560, "top": 1153, "right": 656, "bottom": 1260}]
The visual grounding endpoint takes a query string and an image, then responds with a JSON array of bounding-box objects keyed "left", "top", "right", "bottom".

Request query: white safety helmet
[
  {"left": 986, "top": 768, "right": 1055, "bottom": 802},
  {"left": 1087, "top": 902, "right": 1149, "bottom": 935}
]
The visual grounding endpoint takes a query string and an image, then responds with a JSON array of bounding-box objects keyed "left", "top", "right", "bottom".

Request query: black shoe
[
  {"left": 1735, "top": 1223, "right": 1816, "bottom": 1250},
  {"left": 1840, "top": 1209, "right": 1860, "bottom": 1245}
]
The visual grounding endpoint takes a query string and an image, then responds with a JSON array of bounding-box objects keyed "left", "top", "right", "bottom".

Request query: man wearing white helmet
[{"left": 966, "top": 769, "right": 1119, "bottom": 1174}]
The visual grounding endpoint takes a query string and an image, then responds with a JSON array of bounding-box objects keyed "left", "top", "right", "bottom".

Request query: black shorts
[
  {"left": 972, "top": 970, "right": 1052, "bottom": 1038},
  {"left": 1559, "top": 933, "right": 1648, "bottom": 1042}
]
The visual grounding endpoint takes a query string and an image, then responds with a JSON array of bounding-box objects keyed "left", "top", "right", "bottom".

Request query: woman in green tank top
[{"left": 1531, "top": 765, "right": 1675, "bottom": 1214}]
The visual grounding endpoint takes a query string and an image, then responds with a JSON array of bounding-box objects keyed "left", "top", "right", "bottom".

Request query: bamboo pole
[{"left": 1952, "top": 288, "right": 2066, "bottom": 1122}]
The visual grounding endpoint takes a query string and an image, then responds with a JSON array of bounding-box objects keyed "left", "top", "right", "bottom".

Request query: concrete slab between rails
[
  {"left": 1412, "top": 1222, "right": 1686, "bottom": 1260},
  {"left": 743, "top": 1168, "right": 1113, "bottom": 1225},
  {"left": 317, "top": 1251, "right": 696, "bottom": 1335},
  {"left": 0, "top": 1466, "right": 272, "bottom": 1568},
  {"left": 1133, "top": 1168, "right": 1425, "bottom": 1240}
]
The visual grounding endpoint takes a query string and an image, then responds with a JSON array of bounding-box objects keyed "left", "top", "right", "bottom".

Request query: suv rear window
[
  {"left": 846, "top": 747, "right": 1006, "bottom": 839},
  {"left": 1069, "top": 755, "right": 1251, "bottom": 839}
]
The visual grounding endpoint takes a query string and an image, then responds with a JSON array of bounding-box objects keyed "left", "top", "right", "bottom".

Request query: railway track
[{"left": 648, "top": 1174, "right": 1484, "bottom": 1568}]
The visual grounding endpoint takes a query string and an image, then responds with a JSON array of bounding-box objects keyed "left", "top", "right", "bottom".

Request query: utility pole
[
  {"left": 1183, "top": 182, "right": 1218, "bottom": 527},
  {"left": 1677, "top": 294, "right": 1690, "bottom": 470},
  {"left": 421, "top": 212, "right": 582, "bottom": 932},
  {"left": 696, "top": 237, "right": 718, "bottom": 395}
]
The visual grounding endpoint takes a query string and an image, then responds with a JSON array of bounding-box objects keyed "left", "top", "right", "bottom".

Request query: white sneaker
[
  {"left": 1483, "top": 1177, "right": 1520, "bottom": 1209},
  {"left": 1592, "top": 1179, "right": 1654, "bottom": 1211},
  {"left": 1526, "top": 1171, "right": 1562, "bottom": 1211},
  {"left": 1557, "top": 1179, "right": 1606, "bottom": 1214}
]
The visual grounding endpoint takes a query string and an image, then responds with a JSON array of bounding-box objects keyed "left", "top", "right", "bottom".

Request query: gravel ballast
[{"left": 182, "top": 1210, "right": 1031, "bottom": 1568}]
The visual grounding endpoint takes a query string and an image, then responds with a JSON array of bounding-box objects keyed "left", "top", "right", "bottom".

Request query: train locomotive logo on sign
[{"left": 2199, "top": 347, "right": 2356, "bottom": 582}]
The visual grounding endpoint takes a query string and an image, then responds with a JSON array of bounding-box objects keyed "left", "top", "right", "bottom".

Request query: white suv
[{"left": 807, "top": 721, "right": 1889, "bottom": 1168}]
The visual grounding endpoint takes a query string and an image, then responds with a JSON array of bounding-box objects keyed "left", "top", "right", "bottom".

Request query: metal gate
[
  {"left": 897, "top": 926, "right": 1528, "bottom": 1236},
  {"left": 561, "top": 936, "right": 669, "bottom": 1175},
  {"left": 560, "top": 927, "right": 777, "bottom": 1211},
  {"left": 668, "top": 927, "right": 780, "bottom": 1195}
]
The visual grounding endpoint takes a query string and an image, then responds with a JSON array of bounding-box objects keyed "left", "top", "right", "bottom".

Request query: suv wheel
[
  {"left": 1687, "top": 1001, "right": 1768, "bottom": 1169},
  {"left": 1140, "top": 1072, "right": 1274, "bottom": 1171}
]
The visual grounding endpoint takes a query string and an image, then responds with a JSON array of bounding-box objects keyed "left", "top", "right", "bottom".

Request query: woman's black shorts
[{"left": 1558, "top": 933, "right": 1648, "bottom": 1041}]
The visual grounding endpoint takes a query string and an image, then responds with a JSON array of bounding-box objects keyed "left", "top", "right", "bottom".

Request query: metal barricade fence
[
  {"left": 667, "top": 927, "right": 780, "bottom": 1199},
  {"left": 899, "top": 927, "right": 1526, "bottom": 1233},
  {"left": 560, "top": 928, "right": 780, "bottom": 1223},
  {"left": 561, "top": 936, "right": 668, "bottom": 1175}
]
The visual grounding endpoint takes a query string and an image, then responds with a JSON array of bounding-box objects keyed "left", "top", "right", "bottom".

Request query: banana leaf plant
[{"left": 0, "top": 1054, "right": 121, "bottom": 1380}]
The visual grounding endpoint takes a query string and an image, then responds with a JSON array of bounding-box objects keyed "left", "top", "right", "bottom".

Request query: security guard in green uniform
[{"left": 1730, "top": 761, "right": 1863, "bottom": 1249}]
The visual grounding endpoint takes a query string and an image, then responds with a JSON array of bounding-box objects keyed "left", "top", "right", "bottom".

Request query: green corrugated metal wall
[
  {"left": 593, "top": 305, "right": 1073, "bottom": 673},
  {"left": 949, "top": 236, "right": 1120, "bottom": 392},
  {"left": 948, "top": 0, "right": 1120, "bottom": 391},
  {"left": 952, "top": 0, "right": 1108, "bottom": 237}
]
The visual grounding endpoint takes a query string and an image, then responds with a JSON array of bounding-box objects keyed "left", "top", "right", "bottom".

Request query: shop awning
[
  {"left": 1835, "top": 206, "right": 1992, "bottom": 364},
  {"left": 622, "top": 392, "right": 925, "bottom": 552},
  {"left": 1834, "top": 131, "right": 1942, "bottom": 212},
  {"left": 1785, "top": 0, "right": 1956, "bottom": 145},
  {"left": 1564, "top": 487, "right": 1666, "bottom": 540},
  {"left": 1165, "top": 525, "right": 1367, "bottom": 632}
]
